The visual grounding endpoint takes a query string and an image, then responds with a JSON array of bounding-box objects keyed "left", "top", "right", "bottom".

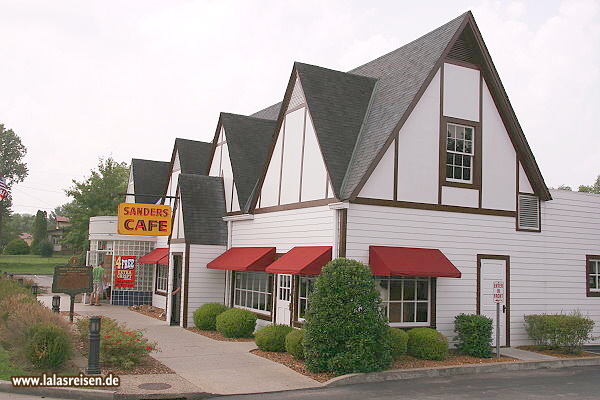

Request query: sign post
[
  {"left": 493, "top": 280, "right": 504, "bottom": 359},
  {"left": 52, "top": 266, "right": 93, "bottom": 322}
]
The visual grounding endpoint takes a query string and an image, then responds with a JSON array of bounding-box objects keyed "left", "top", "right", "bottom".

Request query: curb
[
  {"left": 323, "top": 356, "right": 600, "bottom": 387},
  {"left": 114, "top": 392, "right": 213, "bottom": 400},
  {"left": 0, "top": 380, "right": 115, "bottom": 400}
]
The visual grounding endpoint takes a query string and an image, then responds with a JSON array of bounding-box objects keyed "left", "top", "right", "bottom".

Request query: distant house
[
  {"left": 18, "top": 233, "right": 33, "bottom": 246},
  {"left": 48, "top": 216, "right": 71, "bottom": 252}
]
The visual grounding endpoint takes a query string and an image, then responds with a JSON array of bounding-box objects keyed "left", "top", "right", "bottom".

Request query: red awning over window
[
  {"left": 265, "top": 246, "right": 332, "bottom": 276},
  {"left": 369, "top": 246, "right": 461, "bottom": 278},
  {"left": 207, "top": 247, "right": 276, "bottom": 272},
  {"left": 138, "top": 248, "right": 169, "bottom": 266}
]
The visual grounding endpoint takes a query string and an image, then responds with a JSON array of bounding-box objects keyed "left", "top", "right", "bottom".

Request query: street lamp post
[
  {"left": 30, "top": 284, "right": 38, "bottom": 295},
  {"left": 86, "top": 316, "right": 101, "bottom": 374},
  {"left": 52, "top": 296, "right": 61, "bottom": 313}
]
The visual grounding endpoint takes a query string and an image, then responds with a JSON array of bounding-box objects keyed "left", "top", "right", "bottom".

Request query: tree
[
  {"left": 63, "top": 158, "right": 129, "bottom": 252},
  {"left": 3, "top": 238, "right": 30, "bottom": 255},
  {"left": 0, "top": 124, "right": 28, "bottom": 248},
  {"left": 0, "top": 212, "right": 34, "bottom": 250},
  {"left": 30, "top": 210, "right": 48, "bottom": 254},
  {"left": 578, "top": 175, "right": 600, "bottom": 194}
]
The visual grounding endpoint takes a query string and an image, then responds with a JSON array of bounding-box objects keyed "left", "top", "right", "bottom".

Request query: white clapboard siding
[
  {"left": 346, "top": 189, "right": 600, "bottom": 345},
  {"left": 232, "top": 206, "right": 335, "bottom": 252},
  {"left": 183, "top": 244, "right": 227, "bottom": 327}
]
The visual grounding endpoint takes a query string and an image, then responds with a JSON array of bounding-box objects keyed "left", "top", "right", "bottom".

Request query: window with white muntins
[
  {"left": 375, "top": 277, "right": 431, "bottom": 326},
  {"left": 446, "top": 123, "right": 474, "bottom": 183},
  {"left": 233, "top": 271, "right": 272, "bottom": 314},
  {"left": 588, "top": 258, "right": 600, "bottom": 294},
  {"left": 155, "top": 264, "right": 168, "bottom": 292}
]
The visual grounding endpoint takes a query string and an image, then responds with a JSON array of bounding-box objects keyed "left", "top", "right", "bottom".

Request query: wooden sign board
[
  {"left": 52, "top": 265, "right": 93, "bottom": 296},
  {"left": 117, "top": 203, "right": 172, "bottom": 236}
]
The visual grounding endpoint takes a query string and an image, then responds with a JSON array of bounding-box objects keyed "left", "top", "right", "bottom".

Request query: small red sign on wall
[
  {"left": 114, "top": 255, "right": 136, "bottom": 287},
  {"left": 493, "top": 280, "right": 504, "bottom": 303}
]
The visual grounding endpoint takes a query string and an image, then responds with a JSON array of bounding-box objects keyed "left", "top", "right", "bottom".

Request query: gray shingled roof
[
  {"left": 295, "top": 63, "right": 377, "bottom": 196},
  {"left": 220, "top": 113, "right": 276, "bottom": 213},
  {"left": 250, "top": 102, "right": 282, "bottom": 120},
  {"left": 177, "top": 174, "right": 227, "bottom": 246},
  {"left": 131, "top": 159, "right": 170, "bottom": 204},
  {"left": 174, "top": 138, "right": 213, "bottom": 174}
]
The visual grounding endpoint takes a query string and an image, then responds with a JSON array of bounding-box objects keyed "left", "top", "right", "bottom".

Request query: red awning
[
  {"left": 138, "top": 248, "right": 169, "bottom": 266},
  {"left": 369, "top": 246, "right": 461, "bottom": 278},
  {"left": 207, "top": 247, "right": 276, "bottom": 271},
  {"left": 265, "top": 246, "right": 332, "bottom": 275}
]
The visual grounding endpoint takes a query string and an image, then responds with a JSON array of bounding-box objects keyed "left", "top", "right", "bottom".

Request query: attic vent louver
[{"left": 518, "top": 194, "right": 540, "bottom": 231}]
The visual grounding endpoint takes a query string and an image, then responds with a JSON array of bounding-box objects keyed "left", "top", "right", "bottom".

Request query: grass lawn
[
  {"left": 0, "top": 344, "right": 27, "bottom": 380},
  {"left": 0, "top": 254, "right": 72, "bottom": 275}
]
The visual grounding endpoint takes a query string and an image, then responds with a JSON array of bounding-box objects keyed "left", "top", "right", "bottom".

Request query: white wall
[
  {"left": 359, "top": 139, "right": 395, "bottom": 200},
  {"left": 209, "top": 127, "right": 224, "bottom": 177},
  {"left": 442, "top": 186, "right": 479, "bottom": 208},
  {"left": 301, "top": 113, "right": 329, "bottom": 202},
  {"left": 125, "top": 168, "right": 135, "bottom": 203},
  {"left": 152, "top": 287, "right": 167, "bottom": 311},
  {"left": 519, "top": 162, "right": 534, "bottom": 194},
  {"left": 346, "top": 190, "right": 600, "bottom": 345},
  {"left": 443, "top": 63, "right": 480, "bottom": 122},
  {"left": 208, "top": 127, "right": 240, "bottom": 212},
  {"left": 280, "top": 108, "right": 304, "bottom": 204}
]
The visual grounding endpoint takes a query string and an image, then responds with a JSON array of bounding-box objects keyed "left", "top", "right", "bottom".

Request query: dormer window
[{"left": 446, "top": 123, "right": 474, "bottom": 183}]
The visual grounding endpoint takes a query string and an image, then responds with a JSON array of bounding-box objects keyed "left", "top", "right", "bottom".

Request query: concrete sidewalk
[{"left": 37, "top": 294, "right": 320, "bottom": 395}]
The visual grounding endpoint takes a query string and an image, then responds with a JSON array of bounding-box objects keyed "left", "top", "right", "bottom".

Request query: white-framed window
[
  {"left": 375, "top": 277, "right": 431, "bottom": 326},
  {"left": 446, "top": 123, "right": 474, "bottom": 183},
  {"left": 155, "top": 264, "right": 168, "bottom": 292},
  {"left": 97, "top": 240, "right": 113, "bottom": 251},
  {"left": 233, "top": 271, "right": 272, "bottom": 314},
  {"left": 297, "top": 276, "right": 316, "bottom": 321},
  {"left": 588, "top": 258, "right": 600, "bottom": 295}
]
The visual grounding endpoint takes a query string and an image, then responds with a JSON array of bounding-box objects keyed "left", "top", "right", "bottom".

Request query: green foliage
[
  {"left": 389, "top": 328, "right": 409, "bottom": 359},
  {"left": 524, "top": 313, "right": 595, "bottom": 352},
  {"left": 454, "top": 313, "right": 493, "bottom": 358},
  {"left": 0, "top": 213, "right": 34, "bottom": 251},
  {"left": 3, "top": 238, "right": 30, "bottom": 255},
  {"left": 578, "top": 175, "right": 600, "bottom": 194},
  {"left": 0, "top": 343, "right": 27, "bottom": 380},
  {"left": 407, "top": 328, "right": 449, "bottom": 360},
  {"left": 30, "top": 210, "right": 48, "bottom": 255},
  {"left": 193, "top": 303, "right": 229, "bottom": 330},
  {"left": 25, "top": 324, "right": 71, "bottom": 369},
  {"left": 63, "top": 157, "right": 129, "bottom": 252},
  {"left": 0, "top": 254, "right": 71, "bottom": 274},
  {"left": 255, "top": 325, "right": 293, "bottom": 352},
  {"left": 304, "top": 258, "right": 391, "bottom": 373},
  {"left": 285, "top": 329, "right": 305, "bottom": 359},
  {"left": 39, "top": 240, "right": 53, "bottom": 258},
  {"left": 216, "top": 308, "right": 257, "bottom": 338}
]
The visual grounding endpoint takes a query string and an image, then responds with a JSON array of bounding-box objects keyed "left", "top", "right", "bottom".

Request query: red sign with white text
[{"left": 114, "top": 256, "right": 136, "bottom": 287}]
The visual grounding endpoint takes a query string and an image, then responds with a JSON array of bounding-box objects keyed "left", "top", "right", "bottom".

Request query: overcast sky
[{"left": 1, "top": 0, "right": 598, "bottom": 215}]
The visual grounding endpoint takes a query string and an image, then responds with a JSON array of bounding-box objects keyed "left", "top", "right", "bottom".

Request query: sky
[{"left": 0, "top": 0, "right": 598, "bottom": 215}]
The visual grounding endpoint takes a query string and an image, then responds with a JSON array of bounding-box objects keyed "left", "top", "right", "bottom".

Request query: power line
[
  {"left": 14, "top": 185, "right": 64, "bottom": 194},
  {"left": 12, "top": 187, "right": 57, "bottom": 208}
]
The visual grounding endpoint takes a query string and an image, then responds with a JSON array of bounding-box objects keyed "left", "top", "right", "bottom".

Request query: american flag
[{"left": 0, "top": 177, "right": 8, "bottom": 201}]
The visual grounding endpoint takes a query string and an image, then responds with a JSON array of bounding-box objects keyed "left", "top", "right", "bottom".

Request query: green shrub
[
  {"left": 25, "top": 324, "right": 71, "bottom": 369},
  {"left": 216, "top": 308, "right": 257, "bottom": 338},
  {"left": 285, "top": 329, "right": 305, "bottom": 359},
  {"left": 3, "top": 239, "right": 30, "bottom": 255},
  {"left": 407, "top": 328, "right": 448, "bottom": 360},
  {"left": 454, "top": 313, "right": 493, "bottom": 358},
  {"left": 389, "top": 328, "right": 409, "bottom": 359},
  {"left": 304, "top": 258, "right": 391, "bottom": 373},
  {"left": 39, "top": 241, "right": 53, "bottom": 257},
  {"left": 255, "top": 325, "right": 293, "bottom": 352},
  {"left": 193, "top": 303, "right": 229, "bottom": 330},
  {"left": 524, "top": 313, "right": 595, "bottom": 352}
]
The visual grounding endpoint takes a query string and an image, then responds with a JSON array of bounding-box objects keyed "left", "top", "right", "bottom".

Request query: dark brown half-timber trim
[
  {"left": 292, "top": 276, "right": 299, "bottom": 325},
  {"left": 298, "top": 107, "right": 307, "bottom": 202},
  {"left": 438, "top": 64, "right": 445, "bottom": 205},
  {"left": 167, "top": 188, "right": 180, "bottom": 245},
  {"left": 287, "top": 103, "right": 306, "bottom": 115},
  {"left": 430, "top": 277, "right": 437, "bottom": 330},
  {"left": 352, "top": 197, "right": 515, "bottom": 217},
  {"left": 478, "top": 73, "right": 483, "bottom": 208},
  {"left": 439, "top": 116, "right": 482, "bottom": 191},
  {"left": 277, "top": 118, "right": 286, "bottom": 206},
  {"left": 338, "top": 208, "right": 347, "bottom": 258},
  {"left": 254, "top": 198, "right": 338, "bottom": 214},
  {"left": 516, "top": 192, "right": 542, "bottom": 233},
  {"left": 476, "top": 254, "right": 510, "bottom": 346},
  {"left": 182, "top": 244, "right": 190, "bottom": 327},
  {"left": 586, "top": 255, "right": 600, "bottom": 297},
  {"left": 393, "top": 137, "right": 398, "bottom": 202}
]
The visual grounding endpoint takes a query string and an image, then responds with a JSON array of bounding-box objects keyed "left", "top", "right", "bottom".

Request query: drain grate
[{"left": 138, "top": 382, "right": 172, "bottom": 390}]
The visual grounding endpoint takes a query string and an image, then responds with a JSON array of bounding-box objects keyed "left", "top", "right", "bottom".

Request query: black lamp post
[
  {"left": 86, "top": 316, "right": 101, "bottom": 374},
  {"left": 52, "top": 296, "right": 61, "bottom": 313},
  {"left": 30, "top": 284, "right": 38, "bottom": 295}
]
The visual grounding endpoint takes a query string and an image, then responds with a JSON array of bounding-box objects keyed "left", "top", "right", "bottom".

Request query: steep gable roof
[
  {"left": 131, "top": 158, "right": 170, "bottom": 204},
  {"left": 250, "top": 102, "right": 282, "bottom": 120},
  {"left": 219, "top": 113, "right": 276, "bottom": 212},
  {"left": 177, "top": 174, "right": 227, "bottom": 246},
  {"left": 173, "top": 138, "right": 213, "bottom": 175}
]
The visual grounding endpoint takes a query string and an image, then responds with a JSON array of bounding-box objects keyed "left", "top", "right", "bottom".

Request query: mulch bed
[
  {"left": 103, "top": 354, "right": 174, "bottom": 375},
  {"left": 128, "top": 305, "right": 167, "bottom": 321},
  {"left": 517, "top": 345, "right": 598, "bottom": 358},
  {"left": 250, "top": 350, "right": 516, "bottom": 383},
  {"left": 185, "top": 327, "right": 254, "bottom": 342}
]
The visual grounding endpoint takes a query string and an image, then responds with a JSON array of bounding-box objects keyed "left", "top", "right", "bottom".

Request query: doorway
[
  {"left": 170, "top": 254, "right": 182, "bottom": 326},
  {"left": 275, "top": 274, "right": 292, "bottom": 325},
  {"left": 477, "top": 255, "right": 510, "bottom": 346}
]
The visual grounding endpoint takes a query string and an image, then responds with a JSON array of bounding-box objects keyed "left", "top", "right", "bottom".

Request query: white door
[
  {"left": 479, "top": 257, "right": 508, "bottom": 346},
  {"left": 275, "top": 274, "right": 292, "bottom": 325}
]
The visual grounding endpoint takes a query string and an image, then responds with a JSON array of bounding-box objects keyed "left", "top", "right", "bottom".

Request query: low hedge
[
  {"left": 255, "top": 325, "right": 293, "bottom": 352},
  {"left": 454, "top": 313, "right": 493, "bottom": 358},
  {"left": 285, "top": 329, "right": 305, "bottom": 359},
  {"left": 25, "top": 323, "right": 71, "bottom": 369},
  {"left": 193, "top": 303, "right": 229, "bottom": 331},
  {"left": 524, "top": 313, "right": 594, "bottom": 352},
  {"left": 216, "top": 308, "right": 257, "bottom": 338},
  {"left": 407, "top": 328, "right": 448, "bottom": 360},
  {"left": 389, "top": 328, "right": 409, "bottom": 359}
]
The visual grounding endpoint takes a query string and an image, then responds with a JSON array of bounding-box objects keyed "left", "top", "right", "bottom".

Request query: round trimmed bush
[
  {"left": 3, "top": 238, "right": 30, "bottom": 255},
  {"left": 285, "top": 329, "right": 305, "bottom": 359},
  {"left": 407, "top": 328, "right": 448, "bottom": 360},
  {"left": 25, "top": 323, "right": 72, "bottom": 369},
  {"left": 216, "top": 308, "right": 257, "bottom": 338},
  {"left": 255, "top": 325, "right": 293, "bottom": 352},
  {"left": 193, "top": 303, "right": 229, "bottom": 331},
  {"left": 454, "top": 313, "right": 493, "bottom": 358},
  {"left": 389, "top": 328, "right": 409, "bottom": 359}
]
